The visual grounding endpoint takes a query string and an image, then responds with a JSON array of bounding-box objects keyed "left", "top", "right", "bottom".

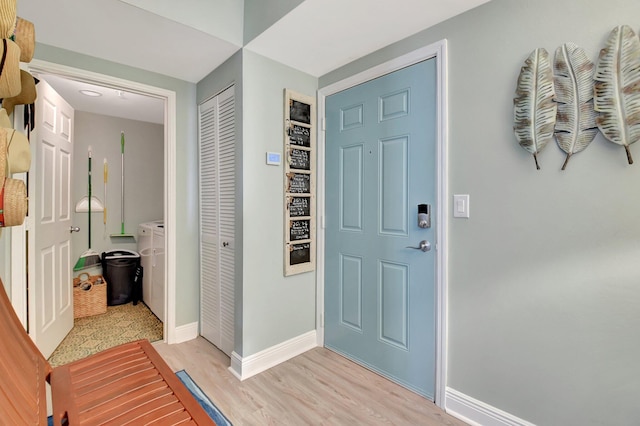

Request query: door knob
[
  {"left": 406, "top": 240, "right": 431, "bottom": 252},
  {"left": 222, "top": 241, "right": 229, "bottom": 247},
  {"left": 70, "top": 226, "right": 80, "bottom": 233}
]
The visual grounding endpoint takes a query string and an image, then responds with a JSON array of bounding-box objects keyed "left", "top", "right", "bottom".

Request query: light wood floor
[{"left": 153, "top": 337, "right": 467, "bottom": 425}]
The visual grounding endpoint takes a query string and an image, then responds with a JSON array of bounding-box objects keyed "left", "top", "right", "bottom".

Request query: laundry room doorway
[{"left": 10, "top": 59, "right": 178, "bottom": 359}]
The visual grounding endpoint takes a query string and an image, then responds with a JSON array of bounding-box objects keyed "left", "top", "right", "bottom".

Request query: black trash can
[{"left": 102, "top": 249, "right": 141, "bottom": 306}]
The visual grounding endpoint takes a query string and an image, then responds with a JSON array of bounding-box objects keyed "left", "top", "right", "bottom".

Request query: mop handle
[{"left": 121, "top": 132, "right": 125, "bottom": 234}]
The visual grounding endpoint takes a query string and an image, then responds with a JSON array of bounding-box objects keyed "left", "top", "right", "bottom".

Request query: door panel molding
[{"left": 317, "top": 39, "right": 448, "bottom": 408}]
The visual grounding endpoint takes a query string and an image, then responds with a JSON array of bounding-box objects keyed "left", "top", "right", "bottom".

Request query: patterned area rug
[{"left": 48, "top": 302, "right": 163, "bottom": 367}]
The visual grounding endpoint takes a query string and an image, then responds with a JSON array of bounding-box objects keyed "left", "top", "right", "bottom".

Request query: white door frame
[
  {"left": 316, "top": 39, "right": 449, "bottom": 408},
  {"left": 12, "top": 59, "right": 179, "bottom": 343}
]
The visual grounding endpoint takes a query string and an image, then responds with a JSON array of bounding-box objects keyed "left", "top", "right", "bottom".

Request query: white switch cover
[{"left": 453, "top": 194, "right": 470, "bottom": 218}]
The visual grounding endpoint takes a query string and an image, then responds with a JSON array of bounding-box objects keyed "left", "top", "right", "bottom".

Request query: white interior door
[
  {"left": 28, "top": 80, "right": 75, "bottom": 358},
  {"left": 199, "top": 85, "right": 235, "bottom": 356}
]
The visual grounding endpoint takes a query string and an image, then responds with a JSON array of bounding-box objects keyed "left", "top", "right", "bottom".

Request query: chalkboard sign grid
[{"left": 284, "top": 89, "right": 316, "bottom": 276}]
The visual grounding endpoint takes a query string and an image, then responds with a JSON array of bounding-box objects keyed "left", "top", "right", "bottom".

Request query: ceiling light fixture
[{"left": 79, "top": 89, "right": 102, "bottom": 97}]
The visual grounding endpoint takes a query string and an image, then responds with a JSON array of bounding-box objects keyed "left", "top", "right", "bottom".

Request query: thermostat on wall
[{"left": 266, "top": 152, "right": 281, "bottom": 165}]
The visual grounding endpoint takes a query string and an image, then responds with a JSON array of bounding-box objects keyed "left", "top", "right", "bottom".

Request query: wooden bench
[{"left": 0, "top": 278, "right": 215, "bottom": 425}]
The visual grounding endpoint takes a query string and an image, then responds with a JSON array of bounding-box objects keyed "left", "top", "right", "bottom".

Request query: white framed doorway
[
  {"left": 11, "top": 59, "right": 179, "bottom": 344},
  {"left": 316, "top": 39, "right": 449, "bottom": 407}
]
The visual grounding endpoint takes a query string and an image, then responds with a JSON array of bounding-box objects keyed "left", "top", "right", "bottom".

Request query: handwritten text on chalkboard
[
  {"left": 290, "top": 220, "right": 310, "bottom": 241},
  {"left": 288, "top": 124, "right": 311, "bottom": 147},
  {"left": 289, "top": 148, "right": 311, "bottom": 170},
  {"left": 287, "top": 196, "right": 310, "bottom": 217},
  {"left": 289, "top": 242, "right": 311, "bottom": 265},
  {"left": 287, "top": 173, "right": 311, "bottom": 194}
]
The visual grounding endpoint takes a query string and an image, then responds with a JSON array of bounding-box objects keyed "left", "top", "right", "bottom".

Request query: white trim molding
[
  {"left": 316, "top": 39, "right": 449, "bottom": 407},
  {"left": 229, "top": 330, "right": 317, "bottom": 381},
  {"left": 173, "top": 321, "right": 199, "bottom": 344},
  {"left": 446, "top": 388, "right": 536, "bottom": 426}
]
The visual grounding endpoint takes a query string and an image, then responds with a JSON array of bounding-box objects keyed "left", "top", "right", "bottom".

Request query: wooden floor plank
[{"left": 153, "top": 337, "right": 466, "bottom": 425}]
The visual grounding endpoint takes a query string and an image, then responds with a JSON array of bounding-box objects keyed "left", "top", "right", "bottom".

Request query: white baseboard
[
  {"left": 445, "top": 387, "right": 535, "bottom": 426},
  {"left": 172, "top": 321, "right": 199, "bottom": 344},
  {"left": 228, "top": 330, "right": 317, "bottom": 380}
]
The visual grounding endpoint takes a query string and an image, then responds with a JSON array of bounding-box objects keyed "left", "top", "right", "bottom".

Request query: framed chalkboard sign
[
  {"left": 288, "top": 124, "right": 311, "bottom": 147},
  {"left": 284, "top": 89, "right": 315, "bottom": 276},
  {"left": 289, "top": 99, "right": 311, "bottom": 124},
  {"left": 290, "top": 242, "right": 311, "bottom": 265},
  {"left": 286, "top": 172, "right": 311, "bottom": 193},
  {"left": 289, "top": 148, "right": 311, "bottom": 170},
  {"left": 287, "top": 196, "right": 310, "bottom": 217},
  {"left": 290, "top": 219, "right": 311, "bottom": 241}
]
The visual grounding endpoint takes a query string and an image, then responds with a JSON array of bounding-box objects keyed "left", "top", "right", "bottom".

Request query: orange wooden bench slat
[
  {"left": 85, "top": 385, "right": 176, "bottom": 424},
  {"left": 0, "top": 278, "right": 216, "bottom": 425}
]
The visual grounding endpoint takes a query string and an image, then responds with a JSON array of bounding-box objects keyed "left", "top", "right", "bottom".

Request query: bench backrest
[{"left": 0, "top": 278, "right": 52, "bottom": 424}]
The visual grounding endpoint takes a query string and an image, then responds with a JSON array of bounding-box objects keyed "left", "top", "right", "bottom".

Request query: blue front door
[{"left": 325, "top": 58, "right": 437, "bottom": 399}]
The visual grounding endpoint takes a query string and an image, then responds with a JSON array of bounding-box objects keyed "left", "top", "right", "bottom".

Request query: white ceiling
[{"left": 16, "top": 0, "right": 490, "bottom": 124}]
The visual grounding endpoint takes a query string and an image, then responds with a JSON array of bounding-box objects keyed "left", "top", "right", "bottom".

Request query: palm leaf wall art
[
  {"left": 594, "top": 25, "right": 640, "bottom": 164},
  {"left": 514, "top": 48, "right": 557, "bottom": 170},
  {"left": 553, "top": 43, "right": 598, "bottom": 170}
]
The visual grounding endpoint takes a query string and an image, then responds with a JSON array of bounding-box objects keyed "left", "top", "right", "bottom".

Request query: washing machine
[
  {"left": 137, "top": 220, "right": 164, "bottom": 319},
  {"left": 151, "top": 222, "right": 165, "bottom": 321}
]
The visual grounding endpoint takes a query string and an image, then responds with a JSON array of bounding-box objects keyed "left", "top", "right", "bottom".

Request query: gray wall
[
  {"left": 321, "top": 0, "right": 640, "bottom": 424},
  {"left": 240, "top": 50, "right": 317, "bottom": 355},
  {"left": 33, "top": 43, "right": 200, "bottom": 328},
  {"left": 72, "top": 111, "right": 163, "bottom": 262}
]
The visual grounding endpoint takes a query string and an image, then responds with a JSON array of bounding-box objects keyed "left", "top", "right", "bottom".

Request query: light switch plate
[{"left": 453, "top": 194, "right": 470, "bottom": 218}]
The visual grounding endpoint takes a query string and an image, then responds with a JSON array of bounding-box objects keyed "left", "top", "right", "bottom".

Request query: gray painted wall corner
[{"left": 240, "top": 50, "right": 318, "bottom": 356}]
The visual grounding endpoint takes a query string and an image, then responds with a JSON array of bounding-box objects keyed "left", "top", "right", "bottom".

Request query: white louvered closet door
[{"left": 199, "top": 86, "right": 235, "bottom": 356}]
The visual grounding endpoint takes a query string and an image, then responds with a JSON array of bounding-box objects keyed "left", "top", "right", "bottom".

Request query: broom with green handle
[{"left": 73, "top": 147, "right": 102, "bottom": 271}]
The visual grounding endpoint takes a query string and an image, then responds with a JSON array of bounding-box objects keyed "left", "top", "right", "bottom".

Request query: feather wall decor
[
  {"left": 553, "top": 43, "right": 598, "bottom": 170},
  {"left": 514, "top": 48, "right": 557, "bottom": 170},
  {"left": 594, "top": 25, "right": 640, "bottom": 164}
]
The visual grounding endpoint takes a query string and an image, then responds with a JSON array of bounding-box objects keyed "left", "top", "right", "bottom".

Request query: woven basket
[{"left": 73, "top": 274, "right": 107, "bottom": 318}]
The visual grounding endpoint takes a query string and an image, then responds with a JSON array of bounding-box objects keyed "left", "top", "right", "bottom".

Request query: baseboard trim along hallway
[
  {"left": 445, "top": 387, "right": 535, "bottom": 426},
  {"left": 174, "top": 321, "right": 199, "bottom": 344},
  {"left": 229, "top": 330, "right": 317, "bottom": 380}
]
